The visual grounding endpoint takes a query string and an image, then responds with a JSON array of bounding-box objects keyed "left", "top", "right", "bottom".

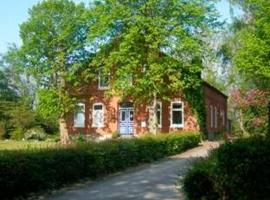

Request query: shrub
[
  {"left": 24, "top": 127, "right": 47, "bottom": 141},
  {"left": 10, "top": 128, "right": 24, "bottom": 140},
  {"left": 214, "top": 137, "right": 270, "bottom": 200},
  {"left": 182, "top": 156, "right": 220, "bottom": 200},
  {"left": 183, "top": 136, "right": 270, "bottom": 200},
  {"left": 0, "top": 131, "right": 200, "bottom": 199}
]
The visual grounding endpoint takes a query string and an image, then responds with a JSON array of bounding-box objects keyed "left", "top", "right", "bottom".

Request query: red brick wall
[
  {"left": 203, "top": 82, "right": 228, "bottom": 134},
  {"left": 67, "top": 82, "right": 199, "bottom": 136},
  {"left": 68, "top": 81, "right": 226, "bottom": 137}
]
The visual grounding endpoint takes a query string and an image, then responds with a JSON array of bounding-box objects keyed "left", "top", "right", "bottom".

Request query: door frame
[{"left": 118, "top": 103, "right": 134, "bottom": 135}]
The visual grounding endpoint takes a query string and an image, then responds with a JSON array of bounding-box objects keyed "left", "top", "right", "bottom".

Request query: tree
[
  {"left": 19, "top": 0, "right": 92, "bottom": 144},
  {"left": 227, "top": 0, "right": 270, "bottom": 88},
  {"left": 230, "top": 88, "right": 269, "bottom": 136},
  {"left": 87, "top": 0, "right": 220, "bottom": 133}
]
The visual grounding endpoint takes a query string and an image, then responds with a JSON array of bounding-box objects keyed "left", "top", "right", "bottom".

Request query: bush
[
  {"left": 183, "top": 136, "right": 270, "bottom": 200},
  {"left": 182, "top": 157, "right": 219, "bottom": 200},
  {"left": 0, "top": 131, "right": 200, "bottom": 199},
  {"left": 24, "top": 127, "right": 47, "bottom": 141}
]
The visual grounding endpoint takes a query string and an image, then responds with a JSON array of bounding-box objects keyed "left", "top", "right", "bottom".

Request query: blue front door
[{"left": 119, "top": 108, "right": 134, "bottom": 135}]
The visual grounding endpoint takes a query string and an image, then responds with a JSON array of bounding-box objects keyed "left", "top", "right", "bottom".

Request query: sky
[{"left": 0, "top": 0, "right": 239, "bottom": 54}]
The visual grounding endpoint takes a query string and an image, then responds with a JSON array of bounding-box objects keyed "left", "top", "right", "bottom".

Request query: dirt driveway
[{"left": 46, "top": 142, "right": 219, "bottom": 200}]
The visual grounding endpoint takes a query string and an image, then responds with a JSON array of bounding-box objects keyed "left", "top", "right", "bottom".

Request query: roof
[{"left": 202, "top": 81, "right": 228, "bottom": 99}]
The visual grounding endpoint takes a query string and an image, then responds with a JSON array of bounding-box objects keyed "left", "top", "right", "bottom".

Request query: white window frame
[
  {"left": 156, "top": 102, "right": 162, "bottom": 128},
  {"left": 74, "top": 103, "right": 85, "bottom": 128},
  {"left": 92, "top": 103, "right": 105, "bottom": 128},
  {"left": 170, "top": 101, "right": 184, "bottom": 128},
  {"left": 98, "top": 70, "right": 109, "bottom": 90},
  {"left": 210, "top": 105, "right": 214, "bottom": 128},
  {"left": 214, "top": 106, "right": 218, "bottom": 128}
]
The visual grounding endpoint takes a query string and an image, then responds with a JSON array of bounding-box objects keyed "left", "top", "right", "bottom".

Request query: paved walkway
[{"left": 47, "top": 142, "right": 219, "bottom": 200}]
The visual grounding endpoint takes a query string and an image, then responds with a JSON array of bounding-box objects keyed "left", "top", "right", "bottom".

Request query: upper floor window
[
  {"left": 170, "top": 101, "right": 184, "bottom": 128},
  {"left": 74, "top": 103, "right": 85, "bottom": 128},
  {"left": 92, "top": 103, "right": 104, "bottom": 128},
  {"left": 98, "top": 70, "right": 109, "bottom": 90}
]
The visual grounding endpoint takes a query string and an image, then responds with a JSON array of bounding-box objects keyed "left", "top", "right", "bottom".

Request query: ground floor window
[
  {"left": 210, "top": 105, "right": 214, "bottom": 128},
  {"left": 92, "top": 103, "right": 104, "bottom": 128},
  {"left": 74, "top": 103, "right": 85, "bottom": 128},
  {"left": 214, "top": 106, "right": 218, "bottom": 128},
  {"left": 170, "top": 101, "right": 184, "bottom": 128},
  {"left": 157, "top": 102, "right": 162, "bottom": 127}
]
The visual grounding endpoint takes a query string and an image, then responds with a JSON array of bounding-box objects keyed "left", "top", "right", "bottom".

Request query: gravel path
[{"left": 46, "top": 141, "right": 219, "bottom": 200}]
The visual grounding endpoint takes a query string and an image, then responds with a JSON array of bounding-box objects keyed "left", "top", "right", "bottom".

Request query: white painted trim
[
  {"left": 74, "top": 102, "right": 85, "bottom": 128},
  {"left": 92, "top": 103, "right": 105, "bottom": 128},
  {"left": 170, "top": 101, "right": 184, "bottom": 128}
]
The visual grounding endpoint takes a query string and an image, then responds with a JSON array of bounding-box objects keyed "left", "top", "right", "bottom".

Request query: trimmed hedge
[
  {"left": 0, "top": 132, "right": 200, "bottom": 199},
  {"left": 183, "top": 136, "right": 270, "bottom": 200}
]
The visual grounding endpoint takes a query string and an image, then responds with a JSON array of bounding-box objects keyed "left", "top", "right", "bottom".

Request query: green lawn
[{"left": 0, "top": 140, "right": 57, "bottom": 150}]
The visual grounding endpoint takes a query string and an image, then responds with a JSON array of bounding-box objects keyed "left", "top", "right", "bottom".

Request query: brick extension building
[{"left": 68, "top": 73, "right": 227, "bottom": 139}]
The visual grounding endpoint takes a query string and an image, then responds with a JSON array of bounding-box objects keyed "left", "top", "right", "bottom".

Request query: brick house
[{"left": 68, "top": 73, "right": 227, "bottom": 138}]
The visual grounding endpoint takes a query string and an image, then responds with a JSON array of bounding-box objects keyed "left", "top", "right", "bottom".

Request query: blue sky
[{"left": 0, "top": 0, "right": 236, "bottom": 54}]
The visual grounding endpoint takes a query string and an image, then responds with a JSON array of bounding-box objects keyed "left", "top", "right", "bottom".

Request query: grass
[{"left": 0, "top": 140, "right": 57, "bottom": 150}]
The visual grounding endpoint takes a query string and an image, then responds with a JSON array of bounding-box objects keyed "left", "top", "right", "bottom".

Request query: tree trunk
[
  {"left": 58, "top": 68, "right": 70, "bottom": 144},
  {"left": 59, "top": 115, "right": 69, "bottom": 145},
  {"left": 149, "top": 93, "right": 158, "bottom": 135}
]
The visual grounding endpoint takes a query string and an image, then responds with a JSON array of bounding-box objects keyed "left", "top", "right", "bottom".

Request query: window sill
[
  {"left": 170, "top": 124, "right": 184, "bottom": 128},
  {"left": 98, "top": 86, "right": 109, "bottom": 90},
  {"left": 92, "top": 125, "right": 105, "bottom": 128}
]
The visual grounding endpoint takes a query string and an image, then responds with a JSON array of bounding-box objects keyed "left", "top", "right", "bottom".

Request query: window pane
[
  {"left": 121, "top": 111, "right": 126, "bottom": 121},
  {"left": 129, "top": 110, "right": 134, "bottom": 122},
  {"left": 172, "top": 110, "right": 182, "bottom": 125},
  {"left": 74, "top": 103, "right": 85, "bottom": 127},
  {"left": 157, "top": 110, "right": 161, "bottom": 125},
  {"left": 94, "top": 105, "right": 103, "bottom": 110},
  {"left": 173, "top": 103, "right": 182, "bottom": 109}
]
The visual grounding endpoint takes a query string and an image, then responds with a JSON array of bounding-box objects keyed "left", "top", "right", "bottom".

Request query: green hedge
[
  {"left": 0, "top": 132, "right": 200, "bottom": 199},
  {"left": 183, "top": 136, "right": 270, "bottom": 200}
]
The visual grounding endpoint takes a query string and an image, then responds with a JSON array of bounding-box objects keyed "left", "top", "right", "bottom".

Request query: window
[
  {"left": 74, "top": 103, "right": 85, "bottom": 128},
  {"left": 220, "top": 111, "right": 225, "bottom": 126},
  {"left": 156, "top": 102, "right": 162, "bottom": 128},
  {"left": 214, "top": 106, "right": 218, "bottom": 128},
  {"left": 210, "top": 105, "right": 214, "bottom": 128},
  {"left": 92, "top": 103, "right": 104, "bottom": 128},
  {"left": 98, "top": 70, "right": 109, "bottom": 89},
  {"left": 171, "top": 101, "right": 184, "bottom": 128}
]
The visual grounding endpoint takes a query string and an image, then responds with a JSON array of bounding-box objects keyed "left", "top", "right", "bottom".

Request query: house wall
[
  {"left": 203, "top": 82, "right": 228, "bottom": 135},
  {"left": 68, "top": 81, "right": 227, "bottom": 137},
  {"left": 67, "top": 83, "right": 200, "bottom": 136}
]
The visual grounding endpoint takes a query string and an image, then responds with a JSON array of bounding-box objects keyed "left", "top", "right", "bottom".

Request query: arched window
[{"left": 92, "top": 103, "right": 104, "bottom": 128}]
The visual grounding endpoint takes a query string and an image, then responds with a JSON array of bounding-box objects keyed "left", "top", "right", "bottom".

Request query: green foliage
[
  {"left": 0, "top": 132, "right": 200, "bottom": 199},
  {"left": 183, "top": 136, "right": 270, "bottom": 200},
  {"left": 87, "top": 0, "right": 220, "bottom": 105},
  {"left": 182, "top": 157, "right": 219, "bottom": 200},
  {"left": 226, "top": 0, "right": 270, "bottom": 88},
  {"left": 20, "top": 0, "right": 93, "bottom": 119}
]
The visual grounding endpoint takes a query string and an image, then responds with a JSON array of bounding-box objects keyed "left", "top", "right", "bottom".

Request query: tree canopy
[{"left": 88, "top": 0, "right": 220, "bottom": 102}]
